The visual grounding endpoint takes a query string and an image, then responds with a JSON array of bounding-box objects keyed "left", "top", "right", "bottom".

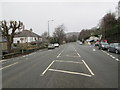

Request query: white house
[
  {"left": 85, "top": 36, "right": 100, "bottom": 45},
  {"left": 13, "top": 29, "right": 42, "bottom": 44}
]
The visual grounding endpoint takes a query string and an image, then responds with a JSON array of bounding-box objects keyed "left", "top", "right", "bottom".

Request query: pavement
[{"left": 1, "top": 42, "right": 119, "bottom": 88}]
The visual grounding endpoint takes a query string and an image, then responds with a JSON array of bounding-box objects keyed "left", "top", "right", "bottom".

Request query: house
[
  {"left": 85, "top": 36, "right": 100, "bottom": 45},
  {"left": 13, "top": 29, "right": 42, "bottom": 44}
]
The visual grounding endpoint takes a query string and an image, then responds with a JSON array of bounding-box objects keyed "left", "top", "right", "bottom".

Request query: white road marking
[
  {"left": 115, "top": 59, "right": 119, "bottom": 61},
  {"left": 77, "top": 53, "right": 81, "bottom": 57},
  {"left": 0, "top": 60, "right": 7, "bottom": 62},
  {"left": 107, "top": 53, "right": 110, "bottom": 55},
  {"left": 23, "top": 56, "right": 26, "bottom": 57},
  {"left": 41, "top": 60, "right": 55, "bottom": 76},
  {"left": 0, "top": 62, "right": 19, "bottom": 70},
  {"left": 72, "top": 46, "right": 81, "bottom": 57},
  {"left": 101, "top": 50, "right": 119, "bottom": 62},
  {"left": 102, "top": 50, "right": 107, "bottom": 54},
  {"left": 57, "top": 50, "right": 64, "bottom": 58},
  {"left": 82, "top": 60, "right": 94, "bottom": 75},
  {"left": 102, "top": 50, "right": 105, "bottom": 52},
  {"left": 104, "top": 52, "right": 108, "bottom": 54},
  {"left": 110, "top": 55, "right": 113, "bottom": 57},
  {"left": 66, "top": 55, "right": 80, "bottom": 58},
  {"left": 55, "top": 60, "right": 83, "bottom": 64},
  {"left": 111, "top": 56, "right": 115, "bottom": 59},
  {"left": 93, "top": 49, "right": 96, "bottom": 51},
  {"left": 48, "top": 69, "right": 92, "bottom": 77}
]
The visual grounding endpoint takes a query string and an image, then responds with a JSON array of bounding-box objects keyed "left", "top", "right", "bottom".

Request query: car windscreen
[{"left": 114, "top": 43, "right": 120, "bottom": 47}]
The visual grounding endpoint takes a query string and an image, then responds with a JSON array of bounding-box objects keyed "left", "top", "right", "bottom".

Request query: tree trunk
[{"left": 7, "top": 41, "right": 12, "bottom": 53}]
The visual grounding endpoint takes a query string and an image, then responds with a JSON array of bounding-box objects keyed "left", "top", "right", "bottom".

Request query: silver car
[
  {"left": 48, "top": 44, "right": 55, "bottom": 49},
  {"left": 108, "top": 43, "right": 120, "bottom": 54}
]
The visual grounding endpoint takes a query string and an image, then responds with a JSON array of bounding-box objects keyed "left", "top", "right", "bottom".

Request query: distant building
[{"left": 13, "top": 29, "right": 42, "bottom": 44}]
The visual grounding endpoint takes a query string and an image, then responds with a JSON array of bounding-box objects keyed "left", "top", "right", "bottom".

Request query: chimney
[
  {"left": 30, "top": 28, "right": 32, "bottom": 32},
  {"left": 23, "top": 25, "right": 25, "bottom": 30}
]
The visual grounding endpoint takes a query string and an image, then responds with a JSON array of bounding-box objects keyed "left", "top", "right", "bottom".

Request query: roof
[{"left": 14, "top": 30, "right": 41, "bottom": 37}]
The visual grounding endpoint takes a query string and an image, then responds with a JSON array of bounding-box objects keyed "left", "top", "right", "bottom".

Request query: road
[{"left": 1, "top": 42, "right": 119, "bottom": 88}]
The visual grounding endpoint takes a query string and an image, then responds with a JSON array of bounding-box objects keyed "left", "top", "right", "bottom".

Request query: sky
[{"left": 0, "top": 0, "right": 119, "bottom": 36}]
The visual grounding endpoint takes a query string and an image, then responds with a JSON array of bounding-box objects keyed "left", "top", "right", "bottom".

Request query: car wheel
[{"left": 115, "top": 50, "right": 118, "bottom": 54}]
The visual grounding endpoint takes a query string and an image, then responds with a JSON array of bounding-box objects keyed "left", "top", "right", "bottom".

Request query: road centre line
[
  {"left": 66, "top": 55, "right": 80, "bottom": 58},
  {"left": 57, "top": 50, "right": 64, "bottom": 58},
  {"left": 0, "top": 62, "right": 19, "bottom": 70},
  {"left": 40, "top": 60, "right": 55, "bottom": 76},
  {"left": 55, "top": 60, "right": 83, "bottom": 64},
  {"left": 48, "top": 69, "right": 92, "bottom": 77},
  {"left": 82, "top": 60, "right": 94, "bottom": 76},
  {"left": 72, "top": 46, "right": 81, "bottom": 57}
]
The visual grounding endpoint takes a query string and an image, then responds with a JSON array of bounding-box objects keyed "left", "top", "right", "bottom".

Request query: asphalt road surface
[{"left": 1, "top": 42, "right": 119, "bottom": 88}]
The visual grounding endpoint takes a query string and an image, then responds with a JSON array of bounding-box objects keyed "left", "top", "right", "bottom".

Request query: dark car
[
  {"left": 98, "top": 42, "right": 109, "bottom": 50},
  {"left": 108, "top": 43, "right": 120, "bottom": 54}
]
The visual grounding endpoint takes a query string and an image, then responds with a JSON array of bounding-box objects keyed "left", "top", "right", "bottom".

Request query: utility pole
[
  {"left": 0, "top": 28, "right": 2, "bottom": 59},
  {"left": 48, "top": 20, "right": 54, "bottom": 38}
]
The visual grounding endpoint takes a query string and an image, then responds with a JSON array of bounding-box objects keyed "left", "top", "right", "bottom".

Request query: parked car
[
  {"left": 95, "top": 42, "right": 100, "bottom": 46},
  {"left": 48, "top": 44, "right": 55, "bottom": 49},
  {"left": 79, "top": 42, "right": 83, "bottom": 45},
  {"left": 2, "top": 50, "right": 9, "bottom": 55},
  {"left": 98, "top": 42, "right": 109, "bottom": 50},
  {"left": 54, "top": 43, "right": 59, "bottom": 47},
  {"left": 108, "top": 43, "right": 120, "bottom": 54}
]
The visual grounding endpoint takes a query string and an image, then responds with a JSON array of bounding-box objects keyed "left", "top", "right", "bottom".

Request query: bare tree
[
  {"left": 41, "top": 31, "right": 48, "bottom": 43},
  {"left": 0, "top": 20, "right": 23, "bottom": 52},
  {"left": 53, "top": 24, "right": 66, "bottom": 44},
  {"left": 100, "top": 12, "right": 116, "bottom": 29},
  {"left": 99, "top": 12, "right": 117, "bottom": 39},
  {"left": 67, "top": 35, "right": 77, "bottom": 42}
]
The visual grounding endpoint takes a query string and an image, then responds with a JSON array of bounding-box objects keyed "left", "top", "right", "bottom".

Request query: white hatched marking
[
  {"left": 41, "top": 60, "right": 55, "bottom": 76},
  {"left": 48, "top": 69, "right": 92, "bottom": 77},
  {"left": 55, "top": 60, "right": 83, "bottom": 64},
  {"left": 82, "top": 60, "right": 94, "bottom": 75}
]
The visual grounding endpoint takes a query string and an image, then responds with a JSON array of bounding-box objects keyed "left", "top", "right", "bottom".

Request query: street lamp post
[
  {"left": 48, "top": 20, "right": 54, "bottom": 38},
  {"left": 0, "top": 28, "right": 2, "bottom": 59}
]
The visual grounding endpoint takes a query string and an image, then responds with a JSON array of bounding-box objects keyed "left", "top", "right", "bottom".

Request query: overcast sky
[{"left": 0, "top": 1, "right": 119, "bottom": 35}]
